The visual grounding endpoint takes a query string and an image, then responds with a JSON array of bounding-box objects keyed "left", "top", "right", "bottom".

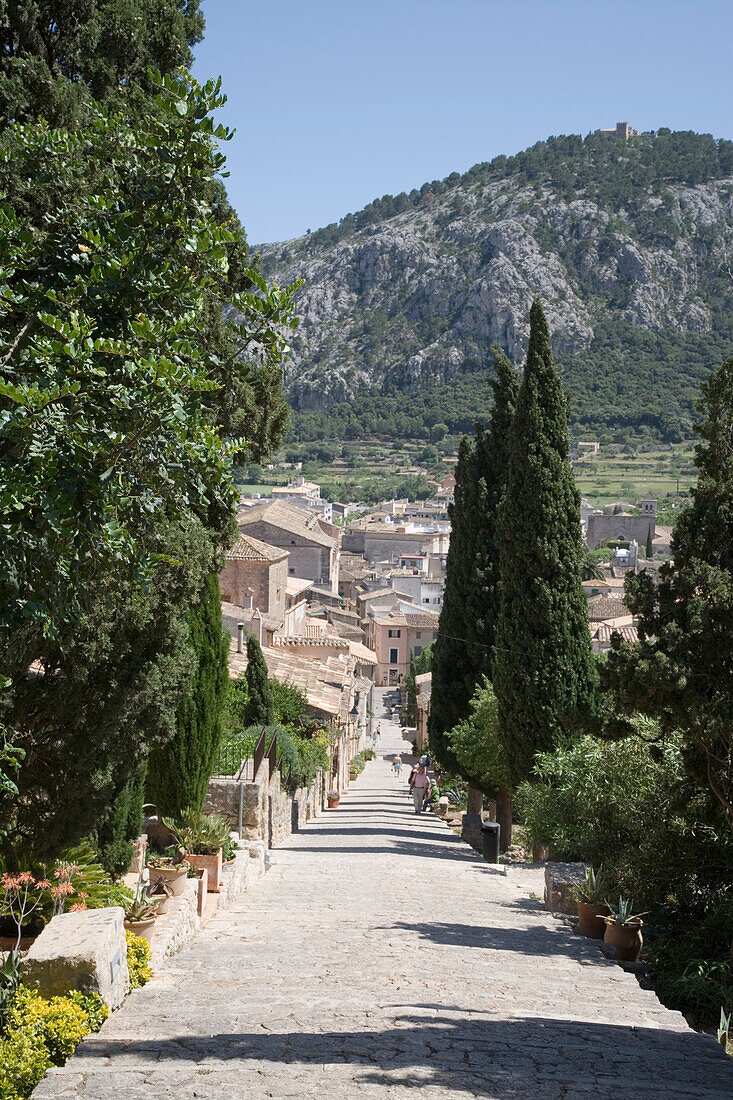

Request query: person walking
[
  {"left": 392, "top": 754, "right": 402, "bottom": 778},
  {"left": 411, "top": 765, "right": 431, "bottom": 814},
  {"left": 374, "top": 725, "right": 381, "bottom": 750}
]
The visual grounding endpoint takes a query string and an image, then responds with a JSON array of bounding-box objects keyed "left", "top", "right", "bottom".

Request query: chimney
[{"left": 237, "top": 623, "right": 245, "bottom": 653}]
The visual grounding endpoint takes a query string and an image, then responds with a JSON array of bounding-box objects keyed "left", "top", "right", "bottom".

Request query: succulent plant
[{"left": 605, "top": 896, "right": 646, "bottom": 926}]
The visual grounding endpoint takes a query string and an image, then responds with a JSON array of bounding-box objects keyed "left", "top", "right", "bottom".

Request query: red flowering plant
[
  {"left": 1, "top": 862, "right": 87, "bottom": 958},
  {"left": 0, "top": 871, "right": 46, "bottom": 956}
]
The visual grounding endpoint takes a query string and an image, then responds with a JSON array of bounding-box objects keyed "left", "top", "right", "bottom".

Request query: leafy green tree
[
  {"left": 494, "top": 300, "right": 596, "bottom": 786},
  {"left": 429, "top": 346, "right": 518, "bottom": 816},
  {"left": 244, "top": 635, "right": 274, "bottom": 728},
  {"left": 0, "top": 0, "right": 205, "bottom": 128},
  {"left": 602, "top": 358, "right": 733, "bottom": 836},
  {"left": 580, "top": 545, "right": 605, "bottom": 581},
  {"left": 447, "top": 678, "right": 511, "bottom": 797},
  {"left": 0, "top": 74, "right": 297, "bottom": 862},
  {"left": 404, "top": 643, "right": 433, "bottom": 724},
  {"left": 147, "top": 572, "right": 230, "bottom": 817},
  {"left": 469, "top": 346, "right": 520, "bottom": 673},
  {"left": 96, "top": 762, "right": 147, "bottom": 878}
]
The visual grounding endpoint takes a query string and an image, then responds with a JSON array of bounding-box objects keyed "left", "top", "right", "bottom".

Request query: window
[
  {"left": 289, "top": 567, "right": 295, "bottom": 575},
  {"left": 414, "top": 645, "right": 423, "bottom": 657},
  {"left": 416, "top": 631, "right": 422, "bottom": 639},
  {"left": 422, "top": 597, "right": 429, "bottom": 604},
  {"left": 388, "top": 628, "right": 401, "bottom": 638},
  {"left": 389, "top": 648, "right": 399, "bottom": 664}
]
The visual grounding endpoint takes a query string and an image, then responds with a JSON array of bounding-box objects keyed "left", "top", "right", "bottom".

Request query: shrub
[
  {"left": 126, "top": 930, "right": 152, "bottom": 989},
  {"left": 515, "top": 730, "right": 671, "bottom": 869},
  {"left": 517, "top": 729, "right": 733, "bottom": 1027},
  {"left": 0, "top": 1025, "right": 49, "bottom": 1100},
  {"left": 0, "top": 985, "right": 102, "bottom": 1099},
  {"left": 349, "top": 755, "right": 365, "bottom": 775}
]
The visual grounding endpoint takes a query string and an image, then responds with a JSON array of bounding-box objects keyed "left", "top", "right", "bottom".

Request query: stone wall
[
  {"left": 586, "top": 513, "right": 654, "bottom": 550},
  {"left": 204, "top": 767, "right": 326, "bottom": 848}
]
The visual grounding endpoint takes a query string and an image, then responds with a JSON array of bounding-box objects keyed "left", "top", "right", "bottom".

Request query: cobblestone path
[{"left": 39, "top": 696, "right": 733, "bottom": 1099}]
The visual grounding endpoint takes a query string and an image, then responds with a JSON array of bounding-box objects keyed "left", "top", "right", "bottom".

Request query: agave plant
[
  {"left": 605, "top": 896, "right": 646, "bottom": 926},
  {"left": 573, "top": 866, "right": 611, "bottom": 905},
  {"left": 718, "top": 1008, "right": 732, "bottom": 1054},
  {"left": 124, "top": 887, "right": 158, "bottom": 923}
]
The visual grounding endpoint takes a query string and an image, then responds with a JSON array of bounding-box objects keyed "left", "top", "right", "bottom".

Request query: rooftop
[
  {"left": 238, "top": 499, "right": 337, "bottom": 548},
  {"left": 226, "top": 534, "right": 288, "bottom": 563}
]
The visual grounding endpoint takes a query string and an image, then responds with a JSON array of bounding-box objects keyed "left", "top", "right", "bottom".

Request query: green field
[
  {"left": 573, "top": 442, "right": 697, "bottom": 510},
  {"left": 234, "top": 439, "right": 699, "bottom": 517}
]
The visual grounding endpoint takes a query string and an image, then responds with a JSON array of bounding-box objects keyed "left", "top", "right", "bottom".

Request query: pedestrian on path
[
  {"left": 392, "top": 754, "right": 402, "bottom": 778},
  {"left": 374, "top": 725, "right": 381, "bottom": 749},
  {"left": 411, "top": 765, "right": 431, "bottom": 814}
]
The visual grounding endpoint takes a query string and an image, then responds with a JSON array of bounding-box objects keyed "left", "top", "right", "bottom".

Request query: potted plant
[
  {"left": 603, "top": 897, "right": 645, "bottom": 962},
  {"left": 327, "top": 789, "right": 340, "bottom": 808},
  {"left": 147, "top": 853, "right": 189, "bottom": 897},
  {"left": 146, "top": 880, "right": 173, "bottom": 916},
  {"left": 166, "top": 809, "right": 229, "bottom": 893},
  {"left": 573, "top": 867, "right": 611, "bottom": 939},
  {"left": 123, "top": 888, "right": 158, "bottom": 943}
]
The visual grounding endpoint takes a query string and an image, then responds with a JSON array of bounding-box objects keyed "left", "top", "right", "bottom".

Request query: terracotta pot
[
  {"left": 195, "top": 868, "right": 208, "bottom": 917},
  {"left": 148, "top": 864, "right": 188, "bottom": 897},
  {"left": 604, "top": 918, "right": 643, "bottom": 962},
  {"left": 327, "top": 796, "right": 339, "bottom": 808},
  {"left": 124, "top": 916, "right": 156, "bottom": 944},
  {"left": 185, "top": 849, "right": 222, "bottom": 892},
  {"left": 578, "top": 901, "right": 610, "bottom": 939}
]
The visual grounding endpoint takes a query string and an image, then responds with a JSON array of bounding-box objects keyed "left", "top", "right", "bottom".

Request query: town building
[
  {"left": 364, "top": 601, "right": 440, "bottom": 686},
  {"left": 585, "top": 493, "right": 656, "bottom": 550},
  {"left": 238, "top": 499, "right": 340, "bottom": 593}
]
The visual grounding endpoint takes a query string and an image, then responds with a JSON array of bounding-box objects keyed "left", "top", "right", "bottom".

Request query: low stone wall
[
  {"left": 149, "top": 838, "right": 266, "bottom": 967},
  {"left": 204, "top": 767, "right": 325, "bottom": 848}
]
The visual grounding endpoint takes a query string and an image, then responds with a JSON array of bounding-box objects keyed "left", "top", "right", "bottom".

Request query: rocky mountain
[{"left": 259, "top": 130, "right": 733, "bottom": 439}]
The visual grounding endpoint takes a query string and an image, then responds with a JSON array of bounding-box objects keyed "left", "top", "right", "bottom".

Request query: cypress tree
[
  {"left": 645, "top": 524, "right": 654, "bottom": 559},
  {"left": 494, "top": 299, "right": 595, "bottom": 786},
  {"left": 470, "top": 347, "right": 520, "bottom": 674},
  {"left": 147, "top": 572, "right": 230, "bottom": 817},
  {"left": 429, "top": 349, "right": 520, "bottom": 772},
  {"left": 428, "top": 435, "right": 481, "bottom": 768},
  {"left": 244, "top": 634, "right": 274, "bottom": 728}
]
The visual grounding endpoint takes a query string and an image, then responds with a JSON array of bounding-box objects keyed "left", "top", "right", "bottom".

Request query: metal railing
[{"left": 253, "top": 726, "right": 268, "bottom": 778}]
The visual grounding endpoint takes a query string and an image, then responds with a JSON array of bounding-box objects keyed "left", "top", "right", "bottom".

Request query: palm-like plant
[{"left": 580, "top": 546, "right": 605, "bottom": 581}]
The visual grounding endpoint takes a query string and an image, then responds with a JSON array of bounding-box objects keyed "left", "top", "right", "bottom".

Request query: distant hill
[{"left": 259, "top": 129, "right": 733, "bottom": 442}]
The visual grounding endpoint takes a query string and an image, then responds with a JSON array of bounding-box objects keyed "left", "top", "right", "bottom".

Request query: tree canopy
[
  {"left": 0, "top": 0, "right": 205, "bottom": 128},
  {"left": 602, "top": 357, "right": 733, "bottom": 833}
]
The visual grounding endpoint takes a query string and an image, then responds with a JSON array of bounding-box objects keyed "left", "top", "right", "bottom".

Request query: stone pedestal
[
  {"left": 461, "top": 812, "right": 483, "bottom": 853},
  {"left": 544, "top": 862, "right": 586, "bottom": 915},
  {"left": 23, "top": 907, "right": 129, "bottom": 1009}
]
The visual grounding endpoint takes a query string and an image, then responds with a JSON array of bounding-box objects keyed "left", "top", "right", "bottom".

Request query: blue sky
[{"left": 192, "top": 0, "right": 733, "bottom": 245}]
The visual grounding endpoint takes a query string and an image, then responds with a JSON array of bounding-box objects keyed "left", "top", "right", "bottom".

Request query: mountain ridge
[{"left": 258, "top": 130, "right": 733, "bottom": 439}]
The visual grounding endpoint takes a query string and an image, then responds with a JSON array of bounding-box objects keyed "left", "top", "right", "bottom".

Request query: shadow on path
[{"left": 72, "top": 1009, "right": 733, "bottom": 1099}]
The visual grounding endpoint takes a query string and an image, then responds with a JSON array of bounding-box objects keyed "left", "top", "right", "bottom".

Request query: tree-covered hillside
[{"left": 259, "top": 129, "right": 733, "bottom": 442}]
